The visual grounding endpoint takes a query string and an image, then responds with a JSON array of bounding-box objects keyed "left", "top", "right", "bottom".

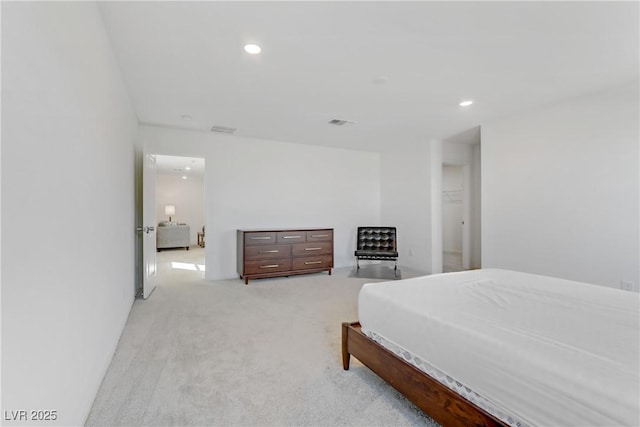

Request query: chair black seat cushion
[{"left": 354, "top": 250, "right": 399, "bottom": 258}]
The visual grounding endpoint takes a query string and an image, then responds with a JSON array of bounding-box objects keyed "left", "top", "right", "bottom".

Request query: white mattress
[{"left": 358, "top": 269, "right": 640, "bottom": 426}]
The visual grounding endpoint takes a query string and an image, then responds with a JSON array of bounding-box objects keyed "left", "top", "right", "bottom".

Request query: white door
[
  {"left": 461, "top": 164, "right": 471, "bottom": 271},
  {"left": 142, "top": 152, "right": 158, "bottom": 298}
]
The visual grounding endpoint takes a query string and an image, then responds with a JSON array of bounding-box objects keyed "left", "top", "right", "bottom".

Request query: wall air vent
[
  {"left": 210, "top": 125, "right": 237, "bottom": 134},
  {"left": 328, "top": 119, "right": 355, "bottom": 126}
]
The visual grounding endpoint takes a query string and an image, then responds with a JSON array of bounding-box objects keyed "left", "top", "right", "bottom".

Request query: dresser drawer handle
[
  {"left": 305, "top": 247, "right": 322, "bottom": 251},
  {"left": 282, "top": 235, "right": 301, "bottom": 239},
  {"left": 259, "top": 250, "right": 279, "bottom": 254},
  {"left": 251, "top": 236, "right": 271, "bottom": 240},
  {"left": 311, "top": 234, "right": 329, "bottom": 238},
  {"left": 260, "top": 264, "right": 279, "bottom": 269},
  {"left": 304, "top": 261, "right": 322, "bottom": 265}
]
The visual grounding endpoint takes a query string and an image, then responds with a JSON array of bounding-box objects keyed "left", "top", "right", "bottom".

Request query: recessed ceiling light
[
  {"left": 459, "top": 100, "right": 473, "bottom": 107},
  {"left": 244, "top": 44, "right": 261, "bottom": 55},
  {"left": 185, "top": 166, "right": 191, "bottom": 171},
  {"left": 182, "top": 176, "right": 188, "bottom": 180}
]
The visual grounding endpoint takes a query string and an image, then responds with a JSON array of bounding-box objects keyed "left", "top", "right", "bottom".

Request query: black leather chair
[{"left": 354, "top": 227, "right": 398, "bottom": 275}]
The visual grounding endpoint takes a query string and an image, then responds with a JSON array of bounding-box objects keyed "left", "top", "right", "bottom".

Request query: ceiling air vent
[
  {"left": 328, "top": 119, "right": 355, "bottom": 126},
  {"left": 210, "top": 125, "right": 237, "bottom": 134}
]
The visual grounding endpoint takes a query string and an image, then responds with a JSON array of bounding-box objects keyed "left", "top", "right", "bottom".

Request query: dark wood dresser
[{"left": 237, "top": 228, "right": 333, "bottom": 284}]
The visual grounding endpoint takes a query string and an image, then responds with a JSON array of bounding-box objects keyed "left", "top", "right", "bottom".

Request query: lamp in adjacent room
[{"left": 165, "top": 205, "right": 176, "bottom": 222}]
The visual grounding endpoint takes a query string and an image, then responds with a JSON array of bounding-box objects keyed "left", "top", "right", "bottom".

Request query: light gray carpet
[
  {"left": 348, "top": 264, "right": 402, "bottom": 280},
  {"left": 86, "top": 249, "right": 439, "bottom": 427}
]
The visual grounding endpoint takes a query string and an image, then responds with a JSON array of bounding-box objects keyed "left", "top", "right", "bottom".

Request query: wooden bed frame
[{"left": 342, "top": 322, "right": 508, "bottom": 427}]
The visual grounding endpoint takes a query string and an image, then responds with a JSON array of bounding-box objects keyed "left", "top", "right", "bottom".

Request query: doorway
[
  {"left": 431, "top": 136, "right": 481, "bottom": 275},
  {"left": 442, "top": 164, "right": 465, "bottom": 272},
  {"left": 154, "top": 155, "right": 206, "bottom": 280}
]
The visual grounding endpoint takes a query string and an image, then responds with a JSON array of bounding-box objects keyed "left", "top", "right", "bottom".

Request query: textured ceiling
[{"left": 99, "top": 1, "right": 639, "bottom": 151}]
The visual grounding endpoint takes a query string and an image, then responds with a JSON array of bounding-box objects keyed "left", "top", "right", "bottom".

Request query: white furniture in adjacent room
[{"left": 156, "top": 223, "right": 190, "bottom": 251}]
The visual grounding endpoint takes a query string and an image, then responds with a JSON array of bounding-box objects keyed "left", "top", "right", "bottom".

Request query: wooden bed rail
[{"left": 341, "top": 321, "right": 507, "bottom": 427}]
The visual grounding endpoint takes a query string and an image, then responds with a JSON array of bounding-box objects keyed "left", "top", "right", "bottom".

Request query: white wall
[
  {"left": 138, "top": 125, "right": 380, "bottom": 280},
  {"left": 156, "top": 172, "right": 205, "bottom": 244},
  {"left": 482, "top": 81, "right": 639, "bottom": 290},
  {"left": 2, "top": 2, "right": 138, "bottom": 425},
  {"left": 380, "top": 142, "right": 434, "bottom": 275},
  {"left": 430, "top": 140, "right": 443, "bottom": 274}
]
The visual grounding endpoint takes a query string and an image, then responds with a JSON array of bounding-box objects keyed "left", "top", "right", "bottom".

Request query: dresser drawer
[
  {"left": 292, "top": 241, "right": 333, "bottom": 257},
  {"left": 292, "top": 255, "right": 333, "bottom": 271},
  {"left": 244, "top": 244, "right": 291, "bottom": 260},
  {"left": 276, "top": 231, "right": 305, "bottom": 243},
  {"left": 244, "top": 259, "right": 292, "bottom": 275},
  {"left": 244, "top": 232, "right": 277, "bottom": 246},
  {"left": 306, "top": 230, "right": 333, "bottom": 242}
]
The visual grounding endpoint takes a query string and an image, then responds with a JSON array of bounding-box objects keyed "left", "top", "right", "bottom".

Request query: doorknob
[{"left": 136, "top": 226, "right": 156, "bottom": 234}]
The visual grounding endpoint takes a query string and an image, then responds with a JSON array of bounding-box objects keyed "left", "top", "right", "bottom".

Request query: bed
[{"left": 342, "top": 269, "right": 639, "bottom": 426}]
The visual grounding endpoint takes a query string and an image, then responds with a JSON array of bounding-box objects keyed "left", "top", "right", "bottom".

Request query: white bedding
[{"left": 358, "top": 269, "right": 640, "bottom": 426}]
